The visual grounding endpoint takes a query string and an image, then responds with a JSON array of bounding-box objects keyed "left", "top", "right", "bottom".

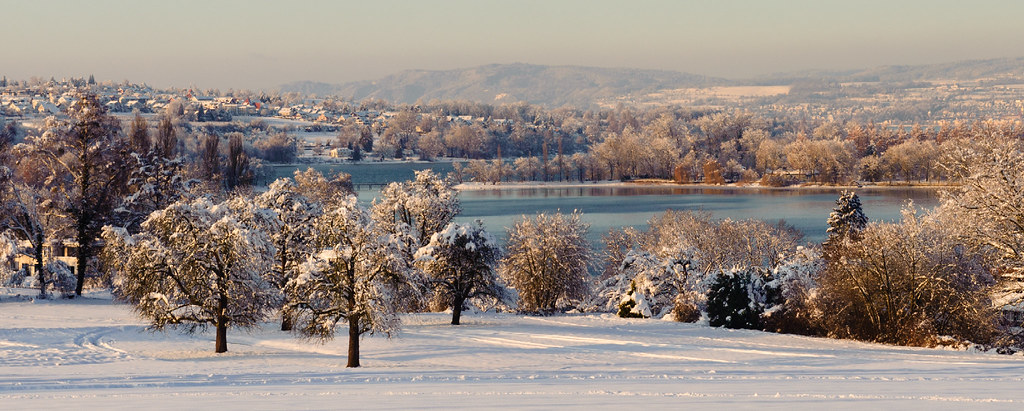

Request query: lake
[
  {"left": 452, "top": 185, "right": 939, "bottom": 246},
  {"left": 269, "top": 163, "right": 941, "bottom": 247}
]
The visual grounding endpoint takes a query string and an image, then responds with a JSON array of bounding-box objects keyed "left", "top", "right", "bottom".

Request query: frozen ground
[{"left": 2, "top": 289, "right": 1023, "bottom": 410}]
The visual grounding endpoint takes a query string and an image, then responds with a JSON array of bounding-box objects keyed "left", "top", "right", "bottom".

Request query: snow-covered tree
[
  {"left": 285, "top": 196, "right": 411, "bottom": 367},
  {"left": 0, "top": 231, "right": 16, "bottom": 285},
  {"left": 940, "top": 140, "right": 1024, "bottom": 316},
  {"left": 116, "top": 152, "right": 194, "bottom": 234},
  {"left": 18, "top": 94, "right": 129, "bottom": 296},
  {"left": 825, "top": 190, "right": 867, "bottom": 245},
  {"left": 371, "top": 169, "right": 460, "bottom": 247},
  {"left": 0, "top": 184, "right": 57, "bottom": 298},
  {"left": 500, "top": 211, "right": 591, "bottom": 313},
  {"left": 254, "top": 178, "right": 322, "bottom": 330},
  {"left": 414, "top": 220, "right": 505, "bottom": 324},
  {"left": 102, "top": 196, "right": 278, "bottom": 353},
  {"left": 589, "top": 248, "right": 697, "bottom": 318},
  {"left": 371, "top": 169, "right": 460, "bottom": 309},
  {"left": 292, "top": 167, "right": 355, "bottom": 208}
]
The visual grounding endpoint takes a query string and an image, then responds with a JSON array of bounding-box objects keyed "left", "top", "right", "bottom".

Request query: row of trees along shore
[
  {"left": 330, "top": 102, "right": 1024, "bottom": 187},
  {"left": 451, "top": 114, "right": 1023, "bottom": 186},
  {"left": 3, "top": 93, "right": 1024, "bottom": 366}
]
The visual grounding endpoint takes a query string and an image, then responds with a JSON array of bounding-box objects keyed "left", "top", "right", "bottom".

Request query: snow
[{"left": 2, "top": 288, "right": 1024, "bottom": 409}]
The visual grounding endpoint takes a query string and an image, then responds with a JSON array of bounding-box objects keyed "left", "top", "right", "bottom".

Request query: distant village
[{"left": 0, "top": 75, "right": 526, "bottom": 161}]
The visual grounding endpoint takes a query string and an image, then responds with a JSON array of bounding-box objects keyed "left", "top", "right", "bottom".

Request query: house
[
  {"left": 329, "top": 148, "right": 352, "bottom": 158},
  {"left": 9, "top": 240, "right": 80, "bottom": 277},
  {"left": 32, "top": 100, "right": 60, "bottom": 114},
  {"left": 993, "top": 280, "right": 1024, "bottom": 331}
]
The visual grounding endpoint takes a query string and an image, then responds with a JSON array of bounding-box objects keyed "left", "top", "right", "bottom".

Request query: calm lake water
[
  {"left": 453, "top": 185, "right": 939, "bottom": 246},
  {"left": 269, "top": 163, "right": 941, "bottom": 246}
]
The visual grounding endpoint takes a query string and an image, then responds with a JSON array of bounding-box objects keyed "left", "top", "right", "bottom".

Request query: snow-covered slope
[{"left": 2, "top": 289, "right": 1022, "bottom": 409}]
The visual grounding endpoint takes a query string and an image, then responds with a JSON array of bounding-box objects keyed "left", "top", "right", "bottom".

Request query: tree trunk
[
  {"left": 215, "top": 317, "right": 228, "bottom": 353},
  {"left": 215, "top": 291, "right": 229, "bottom": 353},
  {"left": 347, "top": 316, "right": 360, "bottom": 367},
  {"left": 34, "top": 235, "right": 46, "bottom": 299},
  {"left": 280, "top": 311, "right": 293, "bottom": 331},
  {"left": 75, "top": 224, "right": 87, "bottom": 296},
  {"left": 451, "top": 295, "right": 464, "bottom": 325}
]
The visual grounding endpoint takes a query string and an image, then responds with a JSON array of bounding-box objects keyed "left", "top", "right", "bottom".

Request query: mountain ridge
[
  {"left": 281, "top": 58, "right": 1024, "bottom": 107},
  {"left": 281, "top": 63, "right": 723, "bottom": 108}
]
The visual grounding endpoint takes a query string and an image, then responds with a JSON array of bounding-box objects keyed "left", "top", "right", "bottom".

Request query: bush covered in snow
[
  {"left": 762, "top": 246, "right": 824, "bottom": 335},
  {"left": 44, "top": 260, "right": 77, "bottom": 298},
  {"left": 616, "top": 281, "right": 651, "bottom": 318},
  {"left": 705, "top": 268, "right": 778, "bottom": 330},
  {"left": 588, "top": 248, "right": 698, "bottom": 318},
  {"left": 816, "top": 204, "right": 997, "bottom": 346},
  {"left": 591, "top": 210, "right": 806, "bottom": 325},
  {"left": 0, "top": 232, "right": 16, "bottom": 285}
]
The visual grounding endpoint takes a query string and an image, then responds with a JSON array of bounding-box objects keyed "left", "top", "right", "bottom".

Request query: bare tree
[
  {"left": 500, "top": 211, "right": 591, "bottom": 313},
  {"left": 817, "top": 207, "right": 996, "bottom": 345},
  {"left": 156, "top": 116, "right": 177, "bottom": 158},
  {"left": 128, "top": 111, "right": 150, "bottom": 155},
  {"left": 940, "top": 140, "right": 1024, "bottom": 323},
  {"left": 199, "top": 134, "right": 220, "bottom": 182},
  {"left": 225, "top": 133, "right": 253, "bottom": 190}
]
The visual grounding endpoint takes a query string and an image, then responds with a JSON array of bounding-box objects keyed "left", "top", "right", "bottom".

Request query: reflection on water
[
  {"left": 464, "top": 185, "right": 939, "bottom": 201},
  {"left": 269, "top": 162, "right": 455, "bottom": 185}
]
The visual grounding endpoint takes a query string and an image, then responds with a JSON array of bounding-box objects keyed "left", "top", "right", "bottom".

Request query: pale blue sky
[{"left": 4, "top": 0, "right": 1023, "bottom": 90}]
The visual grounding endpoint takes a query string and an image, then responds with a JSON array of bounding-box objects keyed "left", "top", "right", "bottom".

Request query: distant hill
[
  {"left": 753, "top": 57, "right": 1024, "bottom": 84},
  {"left": 281, "top": 58, "right": 1024, "bottom": 108},
  {"left": 280, "top": 63, "right": 723, "bottom": 108}
]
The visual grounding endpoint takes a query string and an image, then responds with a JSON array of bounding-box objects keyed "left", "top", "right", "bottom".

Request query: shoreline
[
  {"left": 454, "top": 179, "right": 954, "bottom": 192},
  {"left": 264, "top": 162, "right": 954, "bottom": 192}
]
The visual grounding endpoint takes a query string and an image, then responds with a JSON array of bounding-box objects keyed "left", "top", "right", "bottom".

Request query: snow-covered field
[{"left": 2, "top": 289, "right": 1023, "bottom": 409}]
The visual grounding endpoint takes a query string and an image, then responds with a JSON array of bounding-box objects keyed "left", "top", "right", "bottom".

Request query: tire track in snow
[{"left": 0, "top": 326, "right": 134, "bottom": 367}]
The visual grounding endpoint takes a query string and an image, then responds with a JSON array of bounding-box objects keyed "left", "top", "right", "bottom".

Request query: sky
[{"left": 4, "top": 0, "right": 1024, "bottom": 91}]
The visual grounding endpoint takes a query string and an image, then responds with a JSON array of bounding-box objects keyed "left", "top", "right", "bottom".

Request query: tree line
[{"left": 329, "top": 100, "right": 1024, "bottom": 188}]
